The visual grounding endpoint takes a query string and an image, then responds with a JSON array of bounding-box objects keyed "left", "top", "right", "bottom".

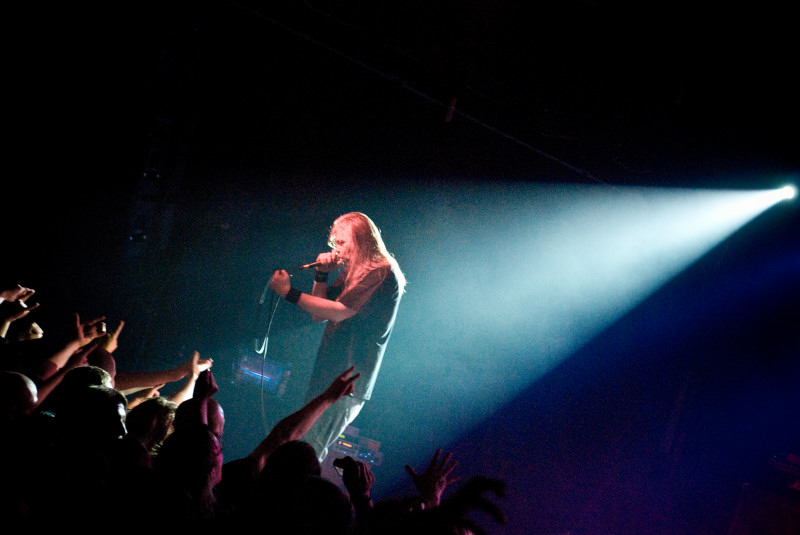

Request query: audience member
[
  {"left": 28, "top": 383, "right": 130, "bottom": 527},
  {"left": 121, "top": 393, "right": 178, "bottom": 457},
  {"left": 333, "top": 453, "right": 376, "bottom": 530},
  {"left": 0, "top": 370, "right": 43, "bottom": 520},
  {"left": 154, "top": 420, "right": 226, "bottom": 525},
  {"left": 0, "top": 369, "right": 38, "bottom": 423},
  {"left": 35, "top": 364, "right": 112, "bottom": 416},
  {"left": 0, "top": 285, "right": 39, "bottom": 342}
]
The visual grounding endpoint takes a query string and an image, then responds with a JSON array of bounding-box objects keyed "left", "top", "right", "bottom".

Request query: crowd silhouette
[{"left": 1, "top": 282, "right": 507, "bottom": 533}]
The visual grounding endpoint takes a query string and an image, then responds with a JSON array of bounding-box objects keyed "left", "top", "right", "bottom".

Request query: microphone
[
  {"left": 294, "top": 260, "right": 323, "bottom": 271},
  {"left": 295, "top": 254, "right": 341, "bottom": 272}
]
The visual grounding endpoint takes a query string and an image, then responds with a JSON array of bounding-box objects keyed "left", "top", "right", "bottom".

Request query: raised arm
[
  {"left": 43, "top": 313, "right": 101, "bottom": 370},
  {"left": 33, "top": 345, "right": 92, "bottom": 407},
  {"left": 166, "top": 351, "right": 213, "bottom": 405},
  {"left": 114, "top": 352, "right": 213, "bottom": 395},
  {"left": 334, "top": 455, "right": 376, "bottom": 522},
  {"left": 125, "top": 383, "right": 165, "bottom": 410},
  {"left": 100, "top": 320, "right": 125, "bottom": 354},
  {"left": 248, "top": 366, "right": 360, "bottom": 473},
  {"left": 0, "top": 293, "right": 39, "bottom": 339},
  {"left": 269, "top": 268, "right": 356, "bottom": 323}
]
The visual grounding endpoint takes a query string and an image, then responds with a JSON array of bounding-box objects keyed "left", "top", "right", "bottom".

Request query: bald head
[
  {"left": 0, "top": 371, "right": 38, "bottom": 422},
  {"left": 207, "top": 398, "right": 225, "bottom": 439}
]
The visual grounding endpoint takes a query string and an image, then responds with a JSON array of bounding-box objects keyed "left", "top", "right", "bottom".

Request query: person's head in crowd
[
  {"left": 57, "top": 384, "right": 128, "bottom": 444},
  {"left": 203, "top": 398, "right": 225, "bottom": 442},
  {"left": 61, "top": 364, "right": 113, "bottom": 389},
  {"left": 84, "top": 345, "right": 117, "bottom": 386},
  {"left": 37, "top": 365, "right": 112, "bottom": 415},
  {"left": 285, "top": 474, "right": 355, "bottom": 535},
  {"left": 173, "top": 395, "right": 222, "bottom": 429},
  {"left": 125, "top": 395, "right": 178, "bottom": 456},
  {"left": 259, "top": 439, "right": 321, "bottom": 488},
  {"left": 0, "top": 370, "right": 38, "bottom": 423},
  {"left": 154, "top": 422, "right": 224, "bottom": 520}
]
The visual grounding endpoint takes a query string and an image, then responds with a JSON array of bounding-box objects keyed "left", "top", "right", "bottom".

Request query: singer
[{"left": 269, "top": 212, "right": 406, "bottom": 461}]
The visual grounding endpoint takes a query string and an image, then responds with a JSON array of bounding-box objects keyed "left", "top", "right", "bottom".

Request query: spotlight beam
[{"left": 382, "top": 182, "right": 795, "bottom": 453}]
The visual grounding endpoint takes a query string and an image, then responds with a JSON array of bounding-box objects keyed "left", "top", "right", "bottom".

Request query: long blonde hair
[{"left": 328, "top": 212, "right": 406, "bottom": 294}]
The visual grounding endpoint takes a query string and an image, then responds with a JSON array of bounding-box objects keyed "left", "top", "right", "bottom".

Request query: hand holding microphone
[{"left": 295, "top": 251, "right": 340, "bottom": 272}]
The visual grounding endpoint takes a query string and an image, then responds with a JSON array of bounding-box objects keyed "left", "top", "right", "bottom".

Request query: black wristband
[
  {"left": 284, "top": 287, "right": 302, "bottom": 305},
  {"left": 314, "top": 270, "right": 329, "bottom": 283}
]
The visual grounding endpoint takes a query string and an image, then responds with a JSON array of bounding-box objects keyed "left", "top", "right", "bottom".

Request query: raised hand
[
  {"left": 321, "top": 365, "right": 360, "bottom": 402},
  {"left": 102, "top": 320, "right": 125, "bottom": 353},
  {"left": 192, "top": 351, "right": 214, "bottom": 376},
  {"left": 0, "top": 285, "right": 39, "bottom": 336},
  {"left": 17, "top": 321, "right": 44, "bottom": 341},
  {"left": 64, "top": 343, "right": 92, "bottom": 371},
  {"left": 143, "top": 383, "right": 165, "bottom": 398},
  {"left": 193, "top": 367, "right": 218, "bottom": 400},
  {"left": 334, "top": 455, "right": 375, "bottom": 501},
  {"left": 76, "top": 313, "right": 107, "bottom": 347},
  {"left": 404, "top": 448, "right": 460, "bottom": 509},
  {"left": 176, "top": 350, "right": 213, "bottom": 381},
  {"left": 0, "top": 284, "right": 35, "bottom": 303},
  {"left": 0, "top": 299, "right": 40, "bottom": 335},
  {"left": 126, "top": 383, "right": 165, "bottom": 410}
]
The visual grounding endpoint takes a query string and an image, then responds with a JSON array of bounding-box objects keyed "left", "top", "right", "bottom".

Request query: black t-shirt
[{"left": 306, "top": 265, "right": 402, "bottom": 401}]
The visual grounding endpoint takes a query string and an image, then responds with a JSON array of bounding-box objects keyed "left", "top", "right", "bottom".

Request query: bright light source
[
  {"left": 777, "top": 185, "right": 796, "bottom": 200},
  {"left": 740, "top": 185, "right": 798, "bottom": 212}
]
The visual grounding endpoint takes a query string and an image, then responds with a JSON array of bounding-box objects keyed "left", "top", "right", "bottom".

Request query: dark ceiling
[
  {"left": 8, "top": 1, "right": 798, "bottom": 198},
  {"left": 240, "top": 0, "right": 798, "bottom": 181},
  {"left": 218, "top": 1, "right": 794, "bottom": 183}
]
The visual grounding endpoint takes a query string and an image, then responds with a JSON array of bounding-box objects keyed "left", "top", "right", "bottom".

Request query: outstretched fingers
[{"left": 324, "top": 366, "right": 361, "bottom": 400}]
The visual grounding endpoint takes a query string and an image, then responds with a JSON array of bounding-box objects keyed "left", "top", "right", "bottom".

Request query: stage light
[{"left": 777, "top": 184, "right": 796, "bottom": 200}]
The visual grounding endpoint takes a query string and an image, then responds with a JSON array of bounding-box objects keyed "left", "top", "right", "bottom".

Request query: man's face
[
  {"left": 210, "top": 434, "right": 224, "bottom": 487},
  {"left": 208, "top": 399, "right": 225, "bottom": 440},
  {"left": 329, "top": 223, "right": 354, "bottom": 263}
]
